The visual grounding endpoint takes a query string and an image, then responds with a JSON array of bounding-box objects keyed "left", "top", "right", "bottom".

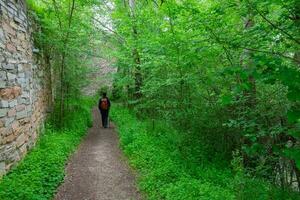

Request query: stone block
[
  {"left": 3, "top": 64, "right": 15, "bottom": 70},
  {"left": 0, "top": 29, "right": 4, "bottom": 42},
  {"left": 18, "top": 26, "right": 26, "bottom": 33},
  {"left": 7, "top": 151, "right": 20, "bottom": 163},
  {"left": 5, "top": 163, "right": 13, "bottom": 171},
  {"left": 28, "top": 111, "right": 33, "bottom": 118},
  {"left": 14, "top": 17, "right": 23, "bottom": 25},
  {"left": 0, "top": 71, "right": 6, "bottom": 80},
  {"left": 0, "top": 127, "right": 10, "bottom": 137},
  {"left": 33, "top": 49, "right": 39, "bottom": 54},
  {"left": 19, "top": 144, "right": 27, "bottom": 156},
  {"left": 0, "top": 146, "right": 6, "bottom": 161},
  {"left": 9, "top": 99, "right": 17, "bottom": 108},
  {"left": 0, "top": 120, "right": 4, "bottom": 128},
  {"left": 14, "top": 126, "right": 24, "bottom": 136},
  {"left": 11, "top": 121, "right": 19, "bottom": 132},
  {"left": 8, "top": 59, "right": 17, "bottom": 64},
  {"left": 0, "top": 82, "right": 6, "bottom": 89},
  {"left": 0, "top": 143, "right": 17, "bottom": 162},
  {"left": 7, "top": 11, "right": 15, "bottom": 19},
  {"left": 7, "top": 72, "right": 16, "bottom": 81},
  {"left": 19, "top": 82, "right": 27, "bottom": 88},
  {"left": 0, "top": 108, "right": 8, "bottom": 117},
  {"left": 7, "top": 108, "right": 16, "bottom": 117},
  {"left": 25, "top": 70, "right": 31, "bottom": 78},
  {"left": 17, "top": 45, "right": 26, "bottom": 53},
  {"left": 0, "top": 86, "right": 22, "bottom": 100},
  {"left": 19, "top": 15, "right": 26, "bottom": 23},
  {"left": 6, "top": 42, "right": 17, "bottom": 53},
  {"left": 0, "top": 42, "right": 5, "bottom": 49},
  {"left": 9, "top": 21, "right": 18, "bottom": 30},
  {"left": 4, "top": 133, "right": 15, "bottom": 143},
  {"left": 0, "top": 162, "right": 5, "bottom": 177},
  {"left": 19, "top": 97, "right": 30, "bottom": 105},
  {"left": 5, "top": 117, "right": 14, "bottom": 127},
  {"left": 19, "top": 60, "right": 28, "bottom": 64},
  {"left": 16, "top": 134, "right": 26, "bottom": 147},
  {"left": 17, "top": 32, "right": 26, "bottom": 41},
  {"left": 16, "top": 104, "right": 25, "bottom": 111},
  {"left": 2, "top": 22, "right": 15, "bottom": 36},
  {"left": 16, "top": 110, "right": 27, "bottom": 119},
  {"left": 18, "top": 117, "right": 30, "bottom": 125},
  {"left": 17, "top": 77, "right": 26, "bottom": 84},
  {"left": 11, "top": 38, "right": 19, "bottom": 46},
  {"left": 0, "top": 56, "right": 5, "bottom": 63},
  {"left": 7, "top": 2, "right": 18, "bottom": 12},
  {"left": 18, "top": 73, "right": 25, "bottom": 78},
  {"left": 26, "top": 105, "right": 32, "bottom": 112},
  {"left": 17, "top": 64, "right": 23, "bottom": 72},
  {"left": 0, "top": 100, "right": 9, "bottom": 108}
]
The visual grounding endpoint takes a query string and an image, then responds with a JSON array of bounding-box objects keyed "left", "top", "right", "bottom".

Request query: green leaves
[
  {"left": 284, "top": 148, "right": 300, "bottom": 170},
  {"left": 109, "top": 0, "right": 300, "bottom": 195},
  {"left": 288, "top": 110, "right": 300, "bottom": 123},
  {"left": 220, "top": 94, "right": 233, "bottom": 105},
  {"left": 111, "top": 106, "right": 236, "bottom": 199}
]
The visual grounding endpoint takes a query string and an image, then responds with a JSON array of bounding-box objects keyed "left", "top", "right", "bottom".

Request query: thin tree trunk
[
  {"left": 128, "top": 0, "right": 142, "bottom": 99},
  {"left": 291, "top": 2, "right": 300, "bottom": 191},
  {"left": 59, "top": 53, "right": 66, "bottom": 127},
  {"left": 58, "top": 0, "right": 76, "bottom": 128},
  {"left": 238, "top": 5, "right": 258, "bottom": 168},
  {"left": 241, "top": 15, "right": 256, "bottom": 107},
  {"left": 44, "top": 51, "right": 53, "bottom": 108}
]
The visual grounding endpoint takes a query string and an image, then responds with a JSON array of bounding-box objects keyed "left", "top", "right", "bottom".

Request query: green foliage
[
  {"left": 26, "top": 0, "right": 100, "bottom": 127},
  {"left": 111, "top": 106, "right": 299, "bottom": 199},
  {"left": 18, "top": 0, "right": 300, "bottom": 198},
  {"left": 109, "top": 0, "right": 300, "bottom": 193},
  {"left": 0, "top": 97, "right": 95, "bottom": 200}
]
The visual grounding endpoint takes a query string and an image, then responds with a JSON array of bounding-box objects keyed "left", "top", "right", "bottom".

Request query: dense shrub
[
  {"left": 111, "top": 106, "right": 300, "bottom": 200},
  {"left": 110, "top": 0, "right": 300, "bottom": 192}
]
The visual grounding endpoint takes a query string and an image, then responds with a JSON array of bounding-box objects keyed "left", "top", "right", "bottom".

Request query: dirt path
[{"left": 55, "top": 108, "right": 141, "bottom": 200}]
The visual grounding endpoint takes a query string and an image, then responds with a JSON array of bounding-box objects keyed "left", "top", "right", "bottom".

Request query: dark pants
[{"left": 100, "top": 109, "right": 109, "bottom": 128}]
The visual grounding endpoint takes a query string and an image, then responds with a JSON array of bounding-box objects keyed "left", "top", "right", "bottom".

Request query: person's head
[{"left": 102, "top": 92, "right": 107, "bottom": 97}]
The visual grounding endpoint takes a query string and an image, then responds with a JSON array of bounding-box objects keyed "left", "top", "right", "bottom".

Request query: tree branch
[
  {"left": 92, "top": 17, "right": 127, "bottom": 45},
  {"left": 247, "top": 0, "right": 300, "bottom": 45}
]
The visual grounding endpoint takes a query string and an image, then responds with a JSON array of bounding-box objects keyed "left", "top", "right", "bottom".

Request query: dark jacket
[{"left": 98, "top": 97, "right": 111, "bottom": 111}]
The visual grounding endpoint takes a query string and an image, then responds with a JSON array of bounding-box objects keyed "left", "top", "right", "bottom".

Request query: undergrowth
[
  {"left": 0, "top": 97, "right": 94, "bottom": 200},
  {"left": 111, "top": 106, "right": 300, "bottom": 200}
]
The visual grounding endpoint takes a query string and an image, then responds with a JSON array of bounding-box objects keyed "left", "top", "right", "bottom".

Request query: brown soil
[{"left": 55, "top": 108, "right": 141, "bottom": 200}]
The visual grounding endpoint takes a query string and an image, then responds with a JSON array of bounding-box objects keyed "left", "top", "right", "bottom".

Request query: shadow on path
[{"left": 55, "top": 108, "right": 141, "bottom": 200}]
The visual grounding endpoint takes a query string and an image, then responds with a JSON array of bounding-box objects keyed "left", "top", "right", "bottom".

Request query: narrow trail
[{"left": 55, "top": 108, "right": 141, "bottom": 200}]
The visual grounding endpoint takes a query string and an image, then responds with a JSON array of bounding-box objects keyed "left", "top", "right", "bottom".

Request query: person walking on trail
[{"left": 98, "top": 92, "right": 111, "bottom": 128}]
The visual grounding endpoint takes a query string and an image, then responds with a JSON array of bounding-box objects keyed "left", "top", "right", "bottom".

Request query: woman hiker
[{"left": 98, "top": 92, "right": 111, "bottom": 128}]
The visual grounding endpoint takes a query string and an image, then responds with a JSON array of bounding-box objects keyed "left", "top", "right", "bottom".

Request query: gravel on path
[{"left": 55, "top": 108, "right": 141, "bottom": 200}]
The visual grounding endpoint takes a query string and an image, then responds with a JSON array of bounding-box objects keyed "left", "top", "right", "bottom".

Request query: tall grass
[{"left": 111, "top": 106, "right": 299, "bottom": 200}]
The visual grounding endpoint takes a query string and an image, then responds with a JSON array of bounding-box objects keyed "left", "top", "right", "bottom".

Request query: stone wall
[{"left": 0, "top": 0, "right": 50, "bottom": 176}]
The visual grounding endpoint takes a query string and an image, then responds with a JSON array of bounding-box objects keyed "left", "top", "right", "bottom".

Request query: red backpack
[{"left": 100, "top": 98, "right": 109, "bottom": 110}]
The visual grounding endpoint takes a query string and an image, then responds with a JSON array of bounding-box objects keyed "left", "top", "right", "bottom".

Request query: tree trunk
[
  {"left": 59, "top": 53, "right": 66, "bottom": 127},
  {"left": 128, "top": 0, "right": 142, "bottom": 99},
  {"left": 241, "top": 15, "right": 256, "bottom": 107},
  {"left": 58, "top": 0, "right": 76, "bottom": 128}
]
